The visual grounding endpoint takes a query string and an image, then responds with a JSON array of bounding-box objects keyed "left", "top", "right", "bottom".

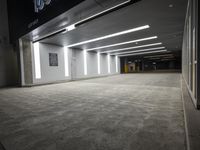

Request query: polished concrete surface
[{"left": 0, "top": 73, "right": 186, "bottom": 150}]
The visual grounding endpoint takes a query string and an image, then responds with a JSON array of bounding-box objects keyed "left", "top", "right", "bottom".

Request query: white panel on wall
[
  {"left": 32, "top": 43, "right": 71, "bottom": 84},
  {"left": 87, "top": 51, "right": 98, "bottom": 76}
]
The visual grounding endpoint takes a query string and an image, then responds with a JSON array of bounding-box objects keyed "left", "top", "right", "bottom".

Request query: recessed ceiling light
[
  {"left": 118, "top": 50, "right": 167, "bottom": 57},
  {"left": 169, "top": 4, "right": 173, "bottom": 8},
  {"left": 66, "top": 25, "right": 150, "bottom": 48},
  {"left": 86, "top": 36, "right": 157, "bottom": 51},
  {"left": 112, "top": 47, "right": 166, "bottom": 55},
  {"left": 101, "top": 43, "right": 162, "bottom": 53}
]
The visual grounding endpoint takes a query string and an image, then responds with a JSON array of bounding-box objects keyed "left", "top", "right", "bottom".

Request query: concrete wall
[
  {"left": 0, "top": 0, "right": 18, "bottom": 87},
  {"left": 32, "top": 44, "right": 120, "bottom": 84}
]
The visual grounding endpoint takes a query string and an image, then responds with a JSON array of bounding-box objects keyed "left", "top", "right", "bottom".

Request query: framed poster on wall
[{"left": 49, "top": 53, "right": 58, "bottom": 66}]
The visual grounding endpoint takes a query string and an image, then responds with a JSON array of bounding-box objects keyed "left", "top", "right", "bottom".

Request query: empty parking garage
[{"left": 0, "top": 0, "right": 200, "bottom": 150}]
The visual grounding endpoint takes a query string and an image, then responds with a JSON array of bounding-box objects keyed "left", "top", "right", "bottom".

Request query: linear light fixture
[
  {"left": 144, "top": 54, "right": 173, "bottom": 58},
  {"left": 113, "top": 47, "right": 166, "bottom": 55},
  {"left": 33, "top": 42, "right": 41, "bottom": 79},
  {"left": 161, "top": 59, "right": 176, "bottom": 61},
  {"left": 97, "top": 52, "right": 101, "bottom": 74},
  {"left": 108, "top": 54, "right": 111, "bottom": 74},
  {"left": 64, "top": 47, "right": 69, "bottom": 77},
  {"left": 86, "top": 36, "right": 158, "bottom": 51},
  {"left": 83, "top": 50, "right": 88, "bottom": 75},
  {"left": 118, "top": 50, "right": 168, "bottom": 57},
  {"left": 101, "top": 42, "right": 162, "bottom": 54},
  {"left": 66, "top": 25, "right": 150, "bottom": 48}
]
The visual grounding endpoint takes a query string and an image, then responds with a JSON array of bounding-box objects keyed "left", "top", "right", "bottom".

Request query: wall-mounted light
[
  {"left": 97, "top": 52, "right": 101, "bottom": 74},
  {"left": 84, "top": 50, "right": 88, "bottom": 75},
  {"left": 108, "top": 54, "right": 111, "bottom": 74},
  {"left": 33, "top": 42, "right": 41, "bottom": 79},
  {"left": 64, "top": 47, "right": 69, "bottom": 77}
]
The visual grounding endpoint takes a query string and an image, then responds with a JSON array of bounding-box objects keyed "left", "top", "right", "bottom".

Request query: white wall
[
  {"left": 73, "top": 50, "right": 120, "bottom": 79},
  {"left": 32, "top": 43, "right": 71, "bottom": 84},
  {"left": 31, "top": 44, "right": 120, "bottom": 84}
]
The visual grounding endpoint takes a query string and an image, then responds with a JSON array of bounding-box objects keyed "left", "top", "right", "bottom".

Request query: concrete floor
[{"left": 0, "top": 73, "right": 186, "bottom": 150}]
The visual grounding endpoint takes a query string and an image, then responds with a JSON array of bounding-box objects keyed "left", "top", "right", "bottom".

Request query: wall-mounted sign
[
  {"left": 49, "top": 53, "right": 58, "bottom": 66},
  {"left": 7, "top": 0, "right": 85, "bottom": 42},
  {"left": 34, "top": 0, "right": 52, "bottom": 13}
]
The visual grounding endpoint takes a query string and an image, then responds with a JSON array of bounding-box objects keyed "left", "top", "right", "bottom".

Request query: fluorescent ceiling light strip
[
  {"left": 86, "top": 36, "right": 158, "bottom": 51},
  {"left": 118, "top": 50, "right": 167, "bottom": 57},
  {"left": 113, "top": 47, "right": 166, "bottom": 55},
  {"left": 66, "top": 25, "right": 150, "bottom": 48},
  {"left": 144, "top": 54, "right": 173, "bottom": 58},
  {"left": 86, "top": 36, "right": 157, "bottom": 51},
  {"left": 149, "top": 58, "right": 161, "bottom": 60},
  {"left": 101, "top": 42, "right": 162, "bottom": 53}
]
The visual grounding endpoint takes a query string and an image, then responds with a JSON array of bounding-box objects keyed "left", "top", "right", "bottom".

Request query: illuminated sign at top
[{"left": 34, "top": 0, "right": 52, "bottom": 13}]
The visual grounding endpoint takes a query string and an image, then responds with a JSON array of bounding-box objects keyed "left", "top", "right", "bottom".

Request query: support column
[{"left": 19, "top": 39, "right": 33, "bottom": 86}]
